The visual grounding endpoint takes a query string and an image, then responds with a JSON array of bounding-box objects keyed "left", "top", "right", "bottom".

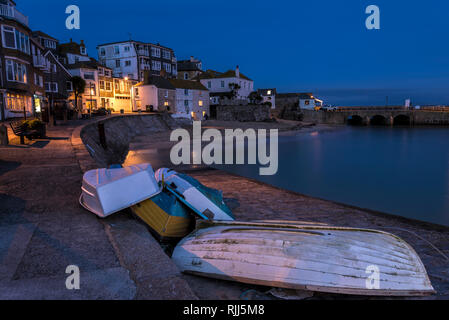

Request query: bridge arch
[
  {"left": 347, "top": 115, "right": 364, "bottom": 126},
  {"left": 393, "top": 114, "right": 411, "bottom": 126},
  {"left": 370, "top": 115, "right": 388, "bottom": 126}
]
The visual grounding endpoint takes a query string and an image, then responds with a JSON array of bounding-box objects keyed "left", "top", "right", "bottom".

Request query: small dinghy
[
  {"left": 172, "top": 220, "right": 435, "bottom": 296},
  {"left": 80, "top": 164, "right": 160, "bottom": 218},
  {"left": 130, "top": 190, "right": 194, "bottom": 242},
  {"left": 155, "top": 168, "right": 234, "bottom": 221}
]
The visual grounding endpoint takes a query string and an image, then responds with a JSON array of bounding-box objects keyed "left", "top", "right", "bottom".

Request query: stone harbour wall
[
  {"left": 79, "top": 113, "right": 185, "bottom": 168},
  {"left": 216, "top": 105, "right": 271, "bottom": 122}
]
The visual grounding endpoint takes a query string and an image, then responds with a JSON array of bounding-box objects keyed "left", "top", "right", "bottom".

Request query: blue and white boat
[{"left": 155, "top": 168, "right": 235, "bottom": 221}]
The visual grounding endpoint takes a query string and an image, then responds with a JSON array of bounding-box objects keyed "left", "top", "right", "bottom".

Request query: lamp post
[{"left": 89, "top": 82, "right": 93, "bottom": 118}]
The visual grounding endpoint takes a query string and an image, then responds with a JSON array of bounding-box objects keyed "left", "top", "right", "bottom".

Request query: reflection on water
[
  {"left": 125, "top": 126, "right": 449, "bottom": 227},
  {"left": 213, "top": 127, "right": 449, "bottom": 227}
]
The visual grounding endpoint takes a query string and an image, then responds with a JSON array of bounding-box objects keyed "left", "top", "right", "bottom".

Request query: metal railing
[{"left": 0, "top": 4, "right": 29, "bottom": 26}]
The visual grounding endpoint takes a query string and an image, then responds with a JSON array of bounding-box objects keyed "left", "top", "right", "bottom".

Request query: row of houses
[{"left": 0, "top": 0, "right": 323, "bottom": 122}]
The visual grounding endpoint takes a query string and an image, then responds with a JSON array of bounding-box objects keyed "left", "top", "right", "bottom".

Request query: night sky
[{"left": 18, "top": 0, "right": 449, "bottom": 106}]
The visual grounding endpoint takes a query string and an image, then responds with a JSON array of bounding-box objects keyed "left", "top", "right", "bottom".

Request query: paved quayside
[{"left": 0, "top": 118, "right": 196, "bottom": 300}]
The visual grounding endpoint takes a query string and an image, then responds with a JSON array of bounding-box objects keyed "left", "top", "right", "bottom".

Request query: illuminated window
[{"left": 199, "top": 100, "right": 203, "bottom": 107}]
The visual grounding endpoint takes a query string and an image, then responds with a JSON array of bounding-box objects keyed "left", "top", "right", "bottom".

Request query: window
[
  {"left": 80, "top": 47, "right": 86, "bottom": 55},
  {"left": 184, "top": 100, "right": 189, "bottom": 107},
  {"left": 135, "top": 88, "right": 139, "bottom": 96},
  {"left": 221, "top": 81, "right": 224, "bottom": 88},
  {"left": 151, "top": 47, "right": 161, "bottom": 57},
  {"left": 152, "top": 60, "right": 161, "bottom": 71},
  {"left": 2, "top": 26, "right": 16, "bottom": 49},
  {"left": 6, "top": 93, "right": 28, "bottom": 112},
  {"left": 98, "top": 68, "right": 104, "bottom": 76},
  {"left": 105, "top": 70, "right": 111, "bottom": 77},
  {"left": 184, "top": 73, "right": 189, "bottom": 80},
  {"left": 125, "top": 46, "right": 130, "bottom": 52},
  {"left": 100, "top": 80, "right": 105, "bottom": 90},
  {"left": 207, "top": 81, "right": 211, "bottom": 89},
  {"left": 39, "top": 76, "right": 43, "bottom": 87},
  {"left": 305, "top": 100, "right": 310, "bottom": 105},
  {"left": 45, "top": 82, "right": 58, "bottom": 92},
  {"left": 15, "top": 30, "right": 30, "bottom": 54},
  {"left": 105, "top": 82, "right": 112, "bottom": 91},
  {"left": 163, "top": 63, "right": 171, "bottom": 73},
  {"left": 199, "top": 100, "right": 203, "bottom": 107},
  {"left": 100, "top": 48, "right": 105, "bottom": 56},
  {"left": 6, "top": 59, "right": 27, "bottom": 83},
  {"left": 66, "top": 81, "right": 73, "bottom": 91},
  {"left": 114, "top": 46, "right": 120, "bottom": 55},
  {"left": 115, "top": 60, "right": 121, "bottom": 68},
  {"left": 84, "top": 72, "right": 95, "bottom": 80},
  {"left": 162, "top": 50, "right": 171, "bottom": 59},
  {"left": 184, "top": 89, "right": 189, "bottom": 96},
  {"left": 125, "top": 60, "right": 131, "bottom": 67},
  {"left": 165, "top": 90, "right": 168, "bottom": 98},
  {"left": 85, "top": 84, "right": 96, "bottom": 95}
]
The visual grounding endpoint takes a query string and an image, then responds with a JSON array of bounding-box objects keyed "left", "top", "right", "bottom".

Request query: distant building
[
  {"left": 276, "top": 92, "right": 323, "bottom": 111},
  {"left": 194, "top": 66, "right": 254, "bottom": 105},
  {"left": 298, "top": 93, "right": 323, "bottom": 110},
  {"left": 169, "top": 78, "right": 209, "bottom": 120},
  {"left": 257, "top": 89, "right": 276, "bottom": 109},
  {"left": 132, "top": 73, "right": 176, "bottom": 112},
  {"left": 97, "top": 40, "right": 177, "bottom": 81},
  {"left": 177, "top": 56, "right": 203, "bottom": 80}
]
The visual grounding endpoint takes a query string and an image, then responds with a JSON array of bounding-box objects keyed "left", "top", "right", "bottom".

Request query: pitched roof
[
  {"left": 276, "top": 92, "right": 317, "bottom": 99},
  {"left": 43, "top": 50, "right": 72, "bottom": 77},
  {"left": 177, "top": 61, "right": 201, "bottom": 72},
  {"left": 32, "top": 30, "right": 58, "bottom": 42},
  {"left": 194, "top": 69, "right": 252, "bottom": 81},
  {"left": 140, "top": 74, "right": 175, "bottom": 90},
  {"left": 58, "top": 40, "right": 86, "bottom": 56},
  {"left": 169, "top": 79, "right": 208, "bottom": 91},
  {"left": 66, "top": 58, "right": 99, "bottom": 70}
]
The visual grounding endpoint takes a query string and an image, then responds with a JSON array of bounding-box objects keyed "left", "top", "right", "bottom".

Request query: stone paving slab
[{"left": 0, "top": 119, "right": 197, "bottom": 300}]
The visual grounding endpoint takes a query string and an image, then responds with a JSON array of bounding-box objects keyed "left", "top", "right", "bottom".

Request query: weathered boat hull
[
  {"left": 131, "top": 191, "right": 194, "bottom": 242},
  {"left": 155, "top": 168, "right": 234, "bottom": 221},
  {"left": 80, "top": 164, "right": 160, "bottom": 218},
  {"left": 172, "top": 221, "right": 435, "bottom": 296}
]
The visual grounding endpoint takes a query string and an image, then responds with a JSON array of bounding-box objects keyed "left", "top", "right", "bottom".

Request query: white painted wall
[
  {"left": 200, "top": 77, "right": 253, "bottom": 100},
  {"left": 132, "top": 85, "right": 158, "bottom": 111}
]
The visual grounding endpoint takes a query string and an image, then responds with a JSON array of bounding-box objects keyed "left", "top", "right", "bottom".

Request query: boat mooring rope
[{"left": 379, "top": 227, "right": 449, "bottom": 262}]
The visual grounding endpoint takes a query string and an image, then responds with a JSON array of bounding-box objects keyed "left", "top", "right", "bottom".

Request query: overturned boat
[
  {"left": 80, "top": 164, "right": 160, "bottom": 218},
  {"left": 155, "top": 168, "right": 234, "bottom": 221},
  {"left": 172, "top": 220, "right": 435, "bottom": 296},
  {"left": 130, "top": 190, "right": 194, "bottom": 242}
]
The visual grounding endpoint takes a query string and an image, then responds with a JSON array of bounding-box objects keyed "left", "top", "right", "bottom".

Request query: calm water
[{"left": 212, "top": 127, "right": 449, "bottom": 227}]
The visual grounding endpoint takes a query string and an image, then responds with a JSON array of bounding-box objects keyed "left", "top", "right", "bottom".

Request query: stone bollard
[{"left": 0, "top": 124, "right": 9, "bottom": 146}]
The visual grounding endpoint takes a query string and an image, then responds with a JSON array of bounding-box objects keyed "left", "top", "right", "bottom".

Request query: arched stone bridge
[{"left": 302, "top": 107, "right": 449, "bottom": 126}]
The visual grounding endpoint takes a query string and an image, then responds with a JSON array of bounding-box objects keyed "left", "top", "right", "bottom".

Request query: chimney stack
[
  {"left": 236, "top": 65, "right": 240, "bottom": 78},
  {"left": 190, "top": 56, "right": 194, "bottom": 62}
]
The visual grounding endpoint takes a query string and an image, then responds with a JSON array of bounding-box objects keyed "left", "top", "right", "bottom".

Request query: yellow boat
[{"left": 131, "top": 190, "right": 194, "bottom": 242}]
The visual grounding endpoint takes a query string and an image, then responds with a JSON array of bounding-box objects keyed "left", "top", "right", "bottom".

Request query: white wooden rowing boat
[
  {"left": 80, "top": 164, "right": 160, "bottom": 218},
  {"left": 172, "top": 221, "right": 435, "bottom": 296}
]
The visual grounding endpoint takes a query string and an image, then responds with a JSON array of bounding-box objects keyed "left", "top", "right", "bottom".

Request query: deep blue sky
[{"left": 18, "top": 0, "right": 449, "bottom": 106}]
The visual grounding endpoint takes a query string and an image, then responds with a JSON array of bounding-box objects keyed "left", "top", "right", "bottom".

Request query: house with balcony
[
  {"left": 169, "top": 78, "right": 209, "bottom": 120},
  {"left": 32, "top": 30, "right": 58, "bottom": 54},
  {"left": 0, "top": 0, "right": 50, "bottom": 120},
  {"left": 194, "top": 66, "right": 254, "bottom": 106},
  {"left": 97, "top": 40, "right": 177, "bottom": 81}
]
